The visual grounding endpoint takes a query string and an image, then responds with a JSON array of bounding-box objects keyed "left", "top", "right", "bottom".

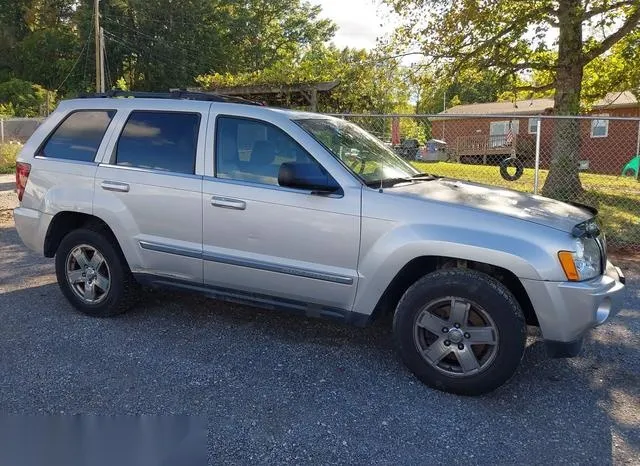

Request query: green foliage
[
  {"left": 1, "top": 0, "right": 337, "bottom": 94},
  {"left": 0, "top": 144, "right": 21, "bottom": 174},
  {"left": 386, "top": 0, "right": 640, "bottom": 113},
  {"left": 0, "top": 1, "right": 82, "bottom": 93},
  {"left": 196, "top": 45, "right": 412, "bottom": 114},
  {"left": 0, "top": 79, "right": 56, "bottom": 117},
  {"left": 582, "top": 30, "right": 640, "bottom": 106},
  {"left": 0, "top": 102, "right": 16, "bottom": 117},
  {"left": 114, "top": 77, "right": 128, "bottom": 91},
  {"left": 412, "top": 68, "right": 513, "bottom": 114}
]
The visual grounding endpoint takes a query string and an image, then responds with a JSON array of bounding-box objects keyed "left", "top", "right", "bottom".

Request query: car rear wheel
[
  {"left": 55, "top": 228, "right": 138, "bottom": 317},
  {"left": 393, "top": 268, "right": 526, "bottom": 395}
]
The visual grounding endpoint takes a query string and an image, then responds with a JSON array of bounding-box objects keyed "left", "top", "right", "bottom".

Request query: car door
[
  {"left": 201, "top": 111, "right": 361, "bottom": 313},
  {"left": 93, "top": 101, "right": 209, "bottom": 283}
]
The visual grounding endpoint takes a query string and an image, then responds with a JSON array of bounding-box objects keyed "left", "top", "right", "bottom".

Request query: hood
[{"left": 389, "top": 178, "right": 593, "bottom": 232}]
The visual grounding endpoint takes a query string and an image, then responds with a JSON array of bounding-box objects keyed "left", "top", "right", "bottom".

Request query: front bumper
[{"left": 521, "top": 261, "right": 625, "bottom": 357}]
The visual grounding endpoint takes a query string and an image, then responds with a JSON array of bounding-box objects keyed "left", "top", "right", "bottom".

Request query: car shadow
[{"left": 0, "top": 225, "right": 54, "bottom": 291}]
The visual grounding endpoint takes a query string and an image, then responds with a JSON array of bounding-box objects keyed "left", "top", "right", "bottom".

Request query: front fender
[{"left": 352, "top": 222, "right": 554, "bottom": 315}]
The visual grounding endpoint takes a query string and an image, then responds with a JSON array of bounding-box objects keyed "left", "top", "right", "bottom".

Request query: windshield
[{"left": 295, "top": 118, "right": 419, "bottom": 185}]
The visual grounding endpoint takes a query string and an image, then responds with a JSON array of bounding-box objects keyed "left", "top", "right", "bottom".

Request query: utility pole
[
  {"left": 94, "top": 0, "right": 101, "bottom": 93},
  {"left": 99, "top": 27, "right": 106, "bottom": 92}
]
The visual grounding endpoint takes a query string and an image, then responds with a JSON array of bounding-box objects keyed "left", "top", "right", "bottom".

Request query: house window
[
  {"left": 489, "top": 120, "right": 519, "bottom": 147},
  {"left": 528, "top": 118, "right": 539, "bottom": 134},
  {"left": 591, "top": 114, "right": 609, "bottom": 138}
]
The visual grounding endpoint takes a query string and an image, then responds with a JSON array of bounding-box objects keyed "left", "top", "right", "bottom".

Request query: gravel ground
[{"left": 0, "top": 174, "right": 639, "bottom": 465}]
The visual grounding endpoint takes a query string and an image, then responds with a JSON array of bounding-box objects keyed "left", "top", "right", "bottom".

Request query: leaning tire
[
  {"left": 499, "top": 157, "right": 524, "bottom": 181},
  {"left": 55, "top": 228, "right": 138, "bottom": 317},
  {"left": 393, "top": 268, "right": 526, "bottom": 396},
  {"left": 622, "top": 168, "right": 637, "bottom": 178}
]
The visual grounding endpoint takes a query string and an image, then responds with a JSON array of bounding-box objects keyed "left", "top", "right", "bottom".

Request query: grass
[
  {"left": 0, "top": 143, "right": 20, "bottom": 174},
  {"left": 413, "top": 161, "right": 640, "bottom": 250}
]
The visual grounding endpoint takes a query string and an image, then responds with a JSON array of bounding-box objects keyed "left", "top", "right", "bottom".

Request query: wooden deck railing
[{"left": 454, "top": 134, "right": 518, "bottom": 163}]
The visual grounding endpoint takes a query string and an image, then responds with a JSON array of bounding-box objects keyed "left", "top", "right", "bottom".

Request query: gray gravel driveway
[{"left": 0, "top": 174, "right": 638, "bottom": 465}]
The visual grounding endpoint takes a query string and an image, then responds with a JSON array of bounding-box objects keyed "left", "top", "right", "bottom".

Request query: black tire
[
  {"left": 499, "top": 157, "right": 524, "bottom": 181},
  {"left": 55, "top": 227, "right": 138, "bottom": 317},
  {"left": 393, "top": 268, "right": 526, "bottom": 396}
]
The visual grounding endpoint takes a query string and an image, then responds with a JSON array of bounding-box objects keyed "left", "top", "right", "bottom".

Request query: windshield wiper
[
  {"left": 411, "top": 172, "right": 439, "bottom": 179},
  {"left": 366, "top": 173, "right": 440, "bottom": 188},
  {"left": 365, "top": 177, "right": 414, "bottom": 188}
]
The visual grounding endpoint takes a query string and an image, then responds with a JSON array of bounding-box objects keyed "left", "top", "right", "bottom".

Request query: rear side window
[
  {"left": 115, "top": 111, "right": 200, "bottom": 174},
  {"left": 41, "top": 110, "right": 115, "bottom": 162}
]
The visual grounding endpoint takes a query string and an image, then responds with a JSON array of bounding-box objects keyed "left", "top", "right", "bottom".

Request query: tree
[
  {"left": 582, "top": 29, "right": 640, "bottom": 104},
  {"left": 0, "top": 0, "right": 337, "bottom": 95},
  {"left": 0, "top": 78, "right": 56, "bottom": 117},
  {"left": 196, "top": 45, "right": 411, "bottom": 114},
  {"left": 385, "top": 0, "right": 640, "bottom": 199},
  {"left": 90, "top": 0, "right": 335, "bottom": 91},
  {"left": 0, "top": 0, "right": 82, "bottom": 92},
  {"left": 410, "top": 67, "right": 513, "bottom": 114}
]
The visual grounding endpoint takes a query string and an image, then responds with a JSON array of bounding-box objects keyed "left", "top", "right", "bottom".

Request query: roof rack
[{"left": 77, "top": 89, "right": 262, "bottom": 105}]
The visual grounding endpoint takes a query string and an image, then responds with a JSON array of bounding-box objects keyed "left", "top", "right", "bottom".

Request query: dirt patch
[
  {"left": 0, "top": 175, "right": 17, "bottom": 227},
  {"left": 609, "top": 250, "right": 640, "bottom": 276},
  {"left": 0, "top": 209, "right": 13, "bottom": 225}
]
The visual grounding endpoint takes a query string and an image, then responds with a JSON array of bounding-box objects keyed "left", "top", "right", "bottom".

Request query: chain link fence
[
  {"left": 2, "top": 114, "right": 639, "bottom": 251},
  {"left": 331, "top": 113, "right": 640, "bottom": 252}
]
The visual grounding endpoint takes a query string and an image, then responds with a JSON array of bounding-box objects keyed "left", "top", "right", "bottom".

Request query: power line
[
  {"left": 101, "top": 17, "right": 227, "bottom": 69},
  {"left": 102, "top": 30, "right": 203, "bottom": 80},
  {"left": 103, "top": 39, "right": 112, "bottom": 89},
  {"left": 103, "top": 12, "right": 192, "bottom": 27},
  {"left": 55, "top": 22, "right": 93, "bottom": 92},
  {"left": 82, "top": 25, "right": 93, "bottom": 89}
]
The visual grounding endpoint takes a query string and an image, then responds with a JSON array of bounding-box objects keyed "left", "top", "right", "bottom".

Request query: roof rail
[{"left": 77, "top": 89, "right": 261, "bottom": 105}]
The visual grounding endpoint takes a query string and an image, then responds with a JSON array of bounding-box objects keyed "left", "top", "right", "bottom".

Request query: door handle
[
  {"left": 211, "top": 196, "right": 246, "bottom": 210},
  {"left": 101, "top": 181, "right": 130, "bottom": 192}
]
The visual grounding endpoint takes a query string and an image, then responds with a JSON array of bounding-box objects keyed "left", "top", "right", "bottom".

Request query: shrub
[{"left": 0, "top": 143, "right": 21, "bottom": 173}]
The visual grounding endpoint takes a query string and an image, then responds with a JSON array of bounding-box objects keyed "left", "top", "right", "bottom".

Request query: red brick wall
[
  {"left": 432, "top": 106, "right": 639, "bottom": 174},
  {"left": 580, "top": 107, "right": 640, "bottom": 174},
  {"left": 431, "top": 116, "right": 547, "bottom": 166}
]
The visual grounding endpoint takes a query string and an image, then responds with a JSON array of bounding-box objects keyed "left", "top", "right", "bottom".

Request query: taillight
[{"left": 16, "top": 162, "right": 31, "bottom": 202}]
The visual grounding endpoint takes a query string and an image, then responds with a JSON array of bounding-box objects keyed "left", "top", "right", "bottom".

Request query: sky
[{"left": 315, "top": 0, "right": 396, "bottom": 50}]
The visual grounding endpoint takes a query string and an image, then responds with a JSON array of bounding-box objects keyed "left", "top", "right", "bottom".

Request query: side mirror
[{"left": 278, "top": 162, "right": 341, "bottom": 194}]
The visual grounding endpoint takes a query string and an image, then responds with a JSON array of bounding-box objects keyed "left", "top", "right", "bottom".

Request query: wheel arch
[
  {"left": 44, "top": 211, "right": 124, "bottom": 260},
  {"left": 369, "top": 255, "right": 538, "bottom": 327}
]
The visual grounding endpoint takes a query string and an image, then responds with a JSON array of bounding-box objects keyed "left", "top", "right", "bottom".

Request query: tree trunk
[{"left": 541, "top": 0, "right": 584, "bottom": 200}]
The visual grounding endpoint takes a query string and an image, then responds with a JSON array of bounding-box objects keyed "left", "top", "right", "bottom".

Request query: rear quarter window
[
  {"left": 40, "top": 110, "right": 116, "bottom": 162},
  {"left": 115, "top": 111, "right": 200, "bottom": 175}
]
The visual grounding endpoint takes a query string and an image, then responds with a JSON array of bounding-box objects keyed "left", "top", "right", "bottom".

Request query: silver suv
[{"left": 13, "top": 92, "right": 625, "bottom": 395}]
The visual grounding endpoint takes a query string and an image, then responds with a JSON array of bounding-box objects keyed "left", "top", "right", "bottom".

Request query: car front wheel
[{"left": 393, "top": 268, "right": 526, "bottom": 396}]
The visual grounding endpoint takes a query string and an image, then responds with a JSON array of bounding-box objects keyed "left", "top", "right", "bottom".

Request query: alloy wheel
[{"left": 413, "top": 297, "right": 499, "bottom": 377}]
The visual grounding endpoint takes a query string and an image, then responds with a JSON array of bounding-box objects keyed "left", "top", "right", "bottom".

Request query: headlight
[{"left": 558, "top": 237, "right": 601, "bottom": 281}]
